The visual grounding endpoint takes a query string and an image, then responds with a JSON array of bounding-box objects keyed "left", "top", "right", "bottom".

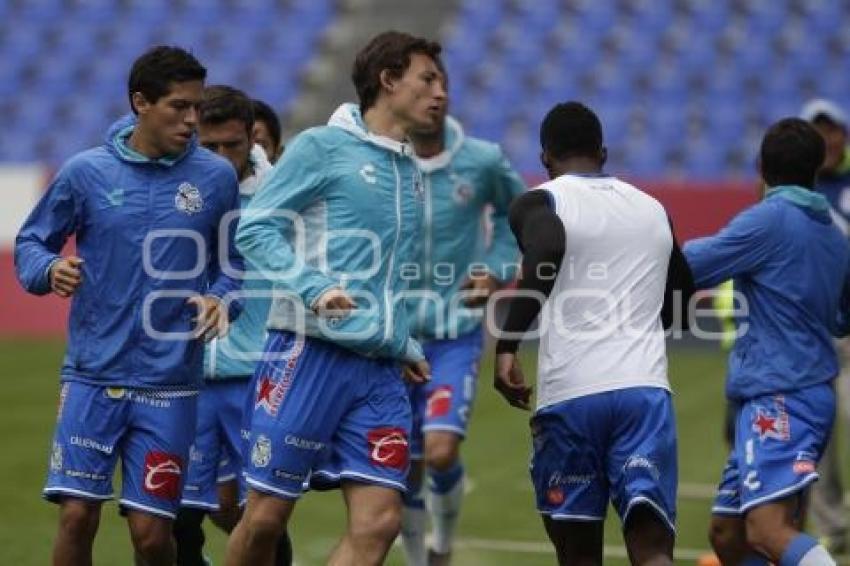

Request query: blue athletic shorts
[
  {"left": 181, "top": 379, "right": 249, "bottom": 511},
  {"left": 408, "top": 330, "right": 483, "bottom": 458},
  {"left": 530, "top": 386, "right": 677, "bottom": 532},
  {"left": 712, "top": 383, "right": 835, "bottom": 515},
  {"left": 243, "top": 331, "right": 412, "bottom": 499},
  {"left": 44, "top": 381, "right": 197, "bottom": 519}
]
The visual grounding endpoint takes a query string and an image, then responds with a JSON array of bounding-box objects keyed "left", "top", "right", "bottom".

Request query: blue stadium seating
[
  {"left": 444, "top": 0, "right": 850, "bottom": 179},
  {"left": 0, "top": 0, "right": 334, "bottom": 164}
]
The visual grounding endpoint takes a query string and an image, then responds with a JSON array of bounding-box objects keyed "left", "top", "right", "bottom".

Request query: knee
[
  {"left": 350, "top": 504, "right": 402, "bottom": 544},
  {"left": 130, "top": 519, "right": 173, "bottom": 560},
  {"left": 424, "top": 439, "right": 459, "bottom": 472},
  {"left": 242, "top": 510, "right": 286, "bottom": 546},
  {"left": 58, "top": 500, "right": 100, "bottom": 541},
  {"left": 744, "top": 513, "right": 785, "bottom": 555},
  {"left": 708, "top": 517, "right": 738, "bottom": 554}
]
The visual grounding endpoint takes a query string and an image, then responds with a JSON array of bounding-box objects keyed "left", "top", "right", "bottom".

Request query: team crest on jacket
[{"left": 175, "top": 182, "right": 203, "bottom": 214}]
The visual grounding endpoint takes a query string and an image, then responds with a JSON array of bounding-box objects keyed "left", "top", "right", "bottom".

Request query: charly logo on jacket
[
  {"left": 450, "top": 172, "right": 474, "bottom": 205},
  {"left": 174, "top": 182, "right": 203, "bottom": 214}
]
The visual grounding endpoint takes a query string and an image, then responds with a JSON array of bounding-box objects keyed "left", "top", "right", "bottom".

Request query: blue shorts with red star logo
[
  {"left": 529, "top": 386, "right": 677, "bottom": 531},
  {"left": 242, "top": 331, "right": 412, "bottom": 499},
  {"left": 408, "top": 329, "right": 483, "bottom": 459},
  {"left": 712, "top": 383, "right": 835, "bottom": 515}
]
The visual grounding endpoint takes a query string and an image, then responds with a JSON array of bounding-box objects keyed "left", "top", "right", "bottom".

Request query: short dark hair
[
  {"left": 127, "top": 45, "right": 206, "bottom": 114},
  {"left": 199, "top": 85, "right": 254, "bottom": 133},
  {"left": 540, "top": 101, "right": 604, "bottom": 160},
  {"left": 760, "top": 118, "right": 825, "bottom": 189},
  {"left": 252, "top": 99, "right": 282, "bottom": 149},
  {"left": 352, "top": 31, "right": 442, "bottom": 113}
]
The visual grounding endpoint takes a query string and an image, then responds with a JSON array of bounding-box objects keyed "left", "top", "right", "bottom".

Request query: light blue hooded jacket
[
  {"left": 407, "top": 116, "right": 524, "bottom": 340},
  {"left": 15, "top": 114, "right": 243, "bottom": 389},
  {"left": 235, "top": 104, "right": 425, "bottom": 363}
]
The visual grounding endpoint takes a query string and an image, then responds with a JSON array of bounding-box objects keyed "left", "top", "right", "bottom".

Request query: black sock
[
  {"left": 274, "top": 530, "right": 293, "bottom": 566},
  {"left": 173, "top": 508, "right": 207, "bottom": 566}
]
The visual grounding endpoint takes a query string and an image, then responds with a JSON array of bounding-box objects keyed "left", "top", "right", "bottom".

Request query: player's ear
[
  {"left": 131, "top": 91, "right": 150, "bottom": 115},
  {"left": 379, "top": 69, "right": 397, "bottom": 94},
  {"left": 600, "top": 146, "right": 608, "bottom": 168}
]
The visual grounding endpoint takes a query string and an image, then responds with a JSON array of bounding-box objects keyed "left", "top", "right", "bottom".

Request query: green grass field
[{"left": 0, "top": 339, "right": 844, "bottom": 565}]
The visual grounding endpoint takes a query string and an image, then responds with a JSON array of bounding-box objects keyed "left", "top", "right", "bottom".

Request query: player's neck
[
  {"left": 412, "top": 132, "right": 444, "bottom": 158},
  {"left": 363, "top": 105, "right": 407, "bottom": 142},
  {"left": 551, "top": 157, "right": 601, "bottom": 178},
  {"left": 127, "top": 126, "right": 167, "bottom": 159}
]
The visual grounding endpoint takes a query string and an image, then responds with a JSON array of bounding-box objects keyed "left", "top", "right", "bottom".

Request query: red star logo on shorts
[
  {"left": 255, "top": 377, "right": 276, "bottom": 413},
  {"left": 753, "top": 412, "right": 777, "bottom": 437}
]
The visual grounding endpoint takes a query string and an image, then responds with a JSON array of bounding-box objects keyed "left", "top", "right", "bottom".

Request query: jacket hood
[
  {"left": 327, "top": 103, "right": 414, "bottom": 157},
  {"left": 106, "top": 113, "right": 196, "bottom": 167},
  {"left": 240, "top": 144, "right": 273, "bottom": 196},
  {"left": 767, "top": 185, "right": 833, "bottom": 222},
  {"left": 414, "top": 115, "right": 465, "bottom": 173}
]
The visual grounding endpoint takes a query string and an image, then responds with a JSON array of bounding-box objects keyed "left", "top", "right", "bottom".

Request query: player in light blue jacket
[
  {"left": 227, "top": 32, "right": 445, "bottom": 566},
  {"left": 400, "top": 110, "right": 524, "bottom": 565},
  {"left": 686, "top": 119, "right": 850, "bottom": 566},
  {"left": 14, "top": 47, "right": 242, "bottom": 566}
]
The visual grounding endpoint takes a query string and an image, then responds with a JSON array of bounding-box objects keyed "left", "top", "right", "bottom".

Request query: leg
[
  {"left": 210, "top": 480, "right": 240, "bottom": 533},
  {"left": 53, "top": 498, "right": 103, "bottom": 566},
  {"left": 542, "top": 517, "right": 603, "bottom": 566},
  {"left": 329, "top": 482, "right": 402, "bottom": 566},
  {"left": 708, "top": 515, "right": 754, "bottom": 564},
  {"left": 744, "top": 494, "right": 836, "bottom": 563},
  {"left": 173, "top": 507, "right": 207, "bottom": 566},
  {"left": 623, "top": 504, "right": 673, "bottom": 566},
  {"left": 423, "top": 431, "right": 464, "bottom": 564},
  {"left": 226, "top": 489, "right": 295, "bottom": 566},
  {"left": 419, "top": 332, "right": 483, "bottom": 564},
  {"left": 127, "top": 510, "right": 176, "bottom": 566},
  {"left": 401, "top": 458, "right": 428, "bottom": 566}
]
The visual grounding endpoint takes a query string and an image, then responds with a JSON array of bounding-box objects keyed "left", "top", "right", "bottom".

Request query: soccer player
[
  {"left": 400, "top": 96, "right": 524, "bottom": 565},
  {"left": 225, "top": 31, "right": 445, "bottom": 566},
  {"left": 14, "top": 46, "right": 242, "bottom": 566},
  {"left": 687, "top": 118, "right": 850, "bottom": 565},
  {"left": 493, "top": 101, "right": 694, "bottom": 565},
  {"left": 252, "top": 98, "right": 283, "bottom": 164},
  {"left": 173, "top": 85, "right": 291, "bottom": 566}
]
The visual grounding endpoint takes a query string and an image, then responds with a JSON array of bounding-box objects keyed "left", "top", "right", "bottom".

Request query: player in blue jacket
[
  {"left": 226, "top": 32, "right": 444, "bottom": 566},
  {"left": 400, "top": 108, "right": 523, "bottom": 565},
  {"left": 685, "top": 118, "right": 850, "bottom": 566},
  {"left": 14, "top": 47, "right": 242, "bottom": 566}
]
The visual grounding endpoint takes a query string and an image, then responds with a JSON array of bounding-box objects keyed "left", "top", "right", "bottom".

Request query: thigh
[
  {"left": 736, "top": 385, "right": 834, "bottom": 514},
  {"left": 44, "top": 382, "right": 125, "bottom": 503},
  {"left": 245, "top": 332, "right": 354, "bottom": 499},
  {"left": 181, "top": 387, "right": 223, "bottom": 512},
  {"left": 120, "top": 390, "right": 198, "bottom": 518},
  {"left": 607, "top": 387, "right": 677, "bottom": 532},
  {"left": 315, "top": 361, "right": 412, "bottom": 493},
  {"left": 529, "top": 399, "right": 610, "bottom": 522},
  {"left": 420, "top": 330, "right": 483, "bottom": 439}
]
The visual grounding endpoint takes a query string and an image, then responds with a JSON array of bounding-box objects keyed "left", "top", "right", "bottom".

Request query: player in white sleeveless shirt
[{"left": 493, "top": 102, "right": 694, "bottom": 565}]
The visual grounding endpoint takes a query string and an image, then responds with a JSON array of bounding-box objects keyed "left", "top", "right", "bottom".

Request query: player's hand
[
  {"left": 313, "top": 288, "right": 357, "bottom": 319},
  {"left": 49, "top": 256, "right": 84, "bottom": 298},
  {"left": 187, "top": 295, "right": 229, "bottom": 341},
  {"left": 494, "top": 352, "right": 532, "bottom": 410},
  {"left": 402, "top": 360, "right": 431, "bottom": 384},
  {"left": 460, "top": 273, "right": 501, "bottom": 307}
]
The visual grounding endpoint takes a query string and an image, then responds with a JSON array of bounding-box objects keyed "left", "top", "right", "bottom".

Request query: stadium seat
[{"left": 0, "top": 0, "right": 337, "bottom": 164}]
